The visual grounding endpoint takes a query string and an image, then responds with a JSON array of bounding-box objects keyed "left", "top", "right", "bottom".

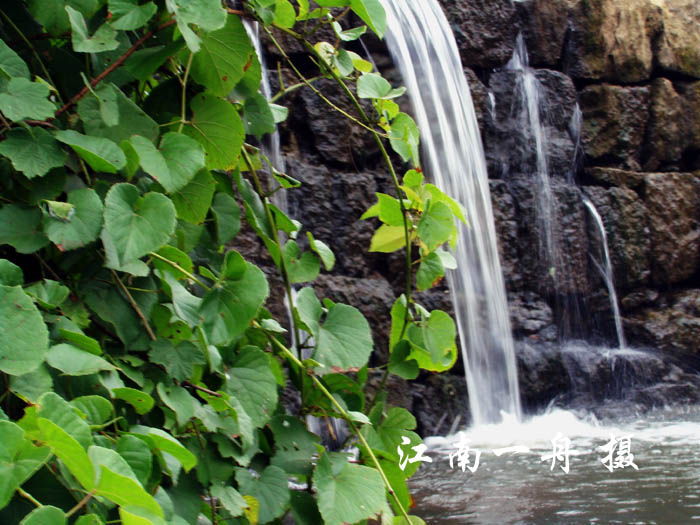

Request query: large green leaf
[
  {"left": 313, "top": 303, "right": 374, "bottom": 372},
  {"left": 183, "top": 93, "right": 245, "bottom": 170},
  {"left": 314, "top": 453, "right": 385, "bottom": 525},
  {"left": 10, "top": 365, "right": 53, "bottom": 403},
  {"left": 130, "top": 426, "right": 197, "bottom": 472},
  {"left": 0, "top": 259, "right": 23, "bottom": 286},
  {"left": 172, "top": 169, "right": 216, "bottom": 224},
  {"left": 357, "top": 73, "right": 404, "bottom": 100},
  {"left": 0, "top": 205, "right": 49, "bottom": 254},
  {"left": 55, "top": 130, "right": 126, "bottom": 174},
  {"left": 0, "top": 285, "right": 49, "bottom": 375},
  {"left": 416, "top": 251, "right": 444, "bottom": 291},
  {"left": 199, "top": 262, "right": 268, "bottom": 346},
  {"left": 37, "top": 392, "right": 93, "bottom": 448},
  {"left": 156, "top": 383, "right": 198, "bottom": 427},
  {"left": 406, "top": 310, "right": 457, "bottom": 372},
  {"left": 269, "top": 415, "right": 320, "bottom": 477},
  {"left": 166, "top": 0, "right": 227, "bottom": 52},
  {"left": 116, "top": 435, "right": 153, "bottom": 487},
  {"left": 210, "top": 484, "right": 247, "bottom": 518},
  {"left": 109, "top": 0, "right": 157, "bottom": 30},
  {"left": 417, "top": 201, "right": 454, "bottom": 251},
  {"left": 66, "top": 6, "right": 119, "bottom": 53},
  {"left": 224, "top": 346, "right": 278, "bottom": 428},
  {"left": 113, "top": 387, "right": 154, "bottom": 415},
  {"left": 283, "top": 240, "right": 320, "bottom": 284},
  {"left": 148, "top": 340, "right": 205, "bottom": 382},
  {"left": 389, "top": 113, "right": 420, "bottom": 165},
  {"left": 242, "top": 93, "right": 275, "bottom": 137},
  {"left": 0, "top": 421, "right": 52, "bottom": 510},
  {"left": 46, "top": 344, "right": 115, "bottom": 376},
  {"left": 78, "top": 84, "right": 158, "bottom": 144},
  {"left": 19, "top": 506, "right": 66, "bottom": 525},
  {"left": 37, "top": 418, "right": 94, "bottom": 490},
  {"left": 96, "top": 465, "right": 163, "bottom": 518},
  {"left": 0, "top": 78, "right": 56, "bottom": 122},
  {"left": 103, "top": 183, "right": 176, "bottom": 264},
  {"left": 27, "top": 0, "right": 99, "bottom": 35},
  {"left": 0, "top": 128, "right": 66, "bottom": 179},
  {"left": 71, "top": 396, "right": 112, "bottom": 425},
  {"left": 24, "top": 279, "right": 69, "bottom": 309},
  {"left": 190, "top": 15, "right": 254, "bottom": 97},
  {"left": 369, "top": 224, "right": 405, "bottom": 253},
  {"left": 43, "top": 188, "right": 103, "bottom": 251},
  {"left": 0, "top": 39, "right": 30, "bottom": 79},
  {"left": 350, "top": 0, "right": 386, "bottom": 37},
  {"left": 236, "top": 466, "right": 290, "bottom": 523},
  {"left": 130, "top": 133, "right": 205, "bottom": 193}
]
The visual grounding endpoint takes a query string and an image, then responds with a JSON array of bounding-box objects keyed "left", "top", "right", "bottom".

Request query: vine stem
[
  {"left": 111, "top": 270, "right": 157, "bottom": 341},
  {"left": 17, "top": 488, "right": 41, "bottom": 508},
  {"left": 178, "top": 52, "right": 194, "bottom": 133},
  {"left": 256, "top": 322, "right": 412, "bottom": 522},
  {"left": 66, "top": 489, "right": 96, "bottom": 518},
  {"left": 55, "top": 19, "right": 177, "bottom": 117},
  {"left": 148, "top": 252, "right": 212, "bottom": 291}
]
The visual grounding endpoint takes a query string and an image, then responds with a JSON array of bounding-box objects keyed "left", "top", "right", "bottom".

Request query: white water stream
[{"left": 382, "top": 0, "right": 521, "bottom": 425}]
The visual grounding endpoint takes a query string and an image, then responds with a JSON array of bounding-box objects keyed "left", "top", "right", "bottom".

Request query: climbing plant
[{"left": 0, "top": 1, "right": 463, "bottom": 523}]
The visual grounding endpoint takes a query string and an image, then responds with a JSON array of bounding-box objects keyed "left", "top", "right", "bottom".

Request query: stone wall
[{"left": 252, "top": 0, "right": 700, "bottom": 430}]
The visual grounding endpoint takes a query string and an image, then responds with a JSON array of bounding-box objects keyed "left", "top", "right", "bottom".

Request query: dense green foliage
[{"left": 0, "top": 1, "right": 463, "bottom": 523}]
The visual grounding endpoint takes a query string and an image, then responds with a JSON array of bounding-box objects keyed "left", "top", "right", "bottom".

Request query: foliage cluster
[{"left": 0, "top": 0, "right": 463, "bottom": 523}]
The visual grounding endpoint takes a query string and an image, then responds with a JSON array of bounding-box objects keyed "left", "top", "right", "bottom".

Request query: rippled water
[{"left": 409, "top": 407, "right": 700, "bottom": 523}]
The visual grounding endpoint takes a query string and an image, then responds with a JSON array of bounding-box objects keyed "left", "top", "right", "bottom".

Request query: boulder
[
  {"left": 580, "top": 84, "right": 650, "bottom": 170},
  {"left": 489, "top": 180, "right": 521, "bottom": 290},
  {"left": 565, "top": 0, "right": 662, "bottom": 82},
  {"left": 653, "top": 0, "right": 700, "bottom": 79},
  {"left": 643, "top": 78, "right": 684, "bottom": 171},
  {"left": 514, "top": 0, "right": 572, "bottom": 68},
  {"left": 643, "top": 172, "right": 700, "bottom": 284},
  {"left": 585, "top": 167, "right": 646, "bottom": 190},
  {"left": 437, "top": 0, "right": 519, "bottom": 69}
]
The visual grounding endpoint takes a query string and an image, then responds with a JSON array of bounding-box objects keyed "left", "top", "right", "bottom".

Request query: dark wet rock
[
  {"left": 585, "top": 167, "right": 646, "bottom": 190},
  {"left": 580, "top": 84, "right": 650, "bottom": 170},
  {"left": 642, "top": 172, "right": 700, "bottom": 284},
  {"left": 643, "top": 78, "right": 684, "bottom": 171},
  {"left": 489, "top": 180, "right": 521, "bottom": 291},
  {"left": 584, "top": 185, "right": 651, "bottom": 288},
  {"left": 410, "top": 373, "right": 471, "bottom": 436},
  {"left": 509, "top": 292, "right": 556, "bottom": 340},
  {"left": 514, "top": 0, "right": 571, "bottom": 68},
  {"left": 626, "top": 290, "right": 700, "bottom": 360},
  {"left": 464, "top": 67, "right": 491, "bottom": 130},
  {"left": 437, "top": 0, "right": 518, "bottom": 69},
  {"left": 620, "top": 289, "right": 660, "bottom": 310},
  {"left": 516, "top": 341, "right": 569, "bottom": 410}
]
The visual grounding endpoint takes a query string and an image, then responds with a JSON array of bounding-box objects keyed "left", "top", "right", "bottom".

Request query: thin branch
[
  {"left": 181, "top": 380, "right": 222, "bottom": 398},
  {"left": 25, "top": 120, "right": 59, "bottom": 130},
  {"left": 148, "top": 252, "right": 212, "bottom": 291},
  {"left": 17, "top": 488, "right": 41, "bottom": 508},
  {"left": 66, "top": 489, "right": 96, "bottom": 518},
  {"left": 111, "top": 270, "right": 157, "bottom": 341},
  {"left": 178, "top": 52, "right": 194, "bottom": 133},
  {"left": 55, "top": 19, "right": 177, "bottom": 117}
]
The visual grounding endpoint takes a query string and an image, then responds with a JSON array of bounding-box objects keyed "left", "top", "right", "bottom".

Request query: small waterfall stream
[{"left": 382, "top": 0, "right": 521, "bottom": 425}]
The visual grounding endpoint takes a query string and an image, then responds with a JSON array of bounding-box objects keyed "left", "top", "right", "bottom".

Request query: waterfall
[
  {"left": 382, "top": 0, "right": 521, "bottom": 425},
  {"left": 583, "top": 198, "right": 627, "bottom": 349}
]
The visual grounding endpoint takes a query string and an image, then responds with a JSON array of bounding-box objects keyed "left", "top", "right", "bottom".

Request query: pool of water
[{"left": 409, "top": 406, "right": 700, "bottom": 524}]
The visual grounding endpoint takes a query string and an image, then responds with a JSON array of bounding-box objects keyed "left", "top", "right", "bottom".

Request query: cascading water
[
  {"left": 583, "top": 198, "right": 627, "bottom": 349},
  {"left": 381, "top": 0, "right": 521, "bottom": 425}
]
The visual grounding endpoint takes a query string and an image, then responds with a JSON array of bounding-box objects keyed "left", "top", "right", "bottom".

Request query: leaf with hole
[
  {"left": 66, "top": 6, "right": 119, "bottom": 53},
  {"left": 42, "top": 188, "right": 104, "bottom": 251}
]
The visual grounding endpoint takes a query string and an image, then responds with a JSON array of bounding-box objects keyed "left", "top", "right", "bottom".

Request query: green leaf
[
  {"left": 10, "top": 365, "right": 53, "bottom": 402},
  {"left": 109, "top": 0, "right": 157, "bottom": 30},
  {"left": 313, "top": 303, "right": 373, "bottom": 371},
  {"left": 0, "top": 78, "right": 56, "bottom": 121},
  {"left": 0, "top": 205, "right": 49, "bottom": 254},
  {"left": 394, "top": 517, "right": 427, "bottom": 525},
  {"left": 37, "top": 391, "right": 93, "bottom": 448},
  {"left": 0, "top": 39, "right": 30, "bottom": 79},
  {"left": 131, "top": 426, "right": 197, "bottom": 472},
  {"left": 211, "top": 484, "right": 247, "bottom": 517},
  {"left": 125, "top": 41, "right": 186, "bottom": 82},
  {"left": 389, "top": 113, "right": 420, "bottom": 165},
  {"left": 388, "top": 340, "right": 419, "bottom": 380},
  {"left": 0, "top": 420, "right": 51, "bottom": 510},
  {"left": 152, "top": 245, "right": 193, "bottom": 280},
  {"left": 24, "top": 279, "right": 69, "bottom": 309},
  {"left": 79, "top": 84, "right": 158, "bottom": 145},
  {"left": 357, "top": 73, "right": 404, "bottom": 99},
  {"left": 59, "top": 329, "right": 102, "bottom": 355},
  {"left": 274, "top": 0, "right": 297, "bottom": 27},
  {"left": 403, "top": 169, "right": 423, "bottom": 187},
  {"left": 148, "top": 340, "right": 205, "bottom": 382},
  {"left": 96, "top": 465, "right": 164, "bottom": 518},
  {"left": 66, "top": 6, "right": 119, "bottom": 53},
  {"left": 113, "top": 387, "right": 154, "bottom": 415},
  {"left": 169, "top": 0, "right": 227, "bottom": 49},
  {"left": 157, "top": 384, "right": 197, "bottom": 427},
  {"left": 407, "top": 310, "right": 457, "bottom": 372},
  {"left": 295, "top": 286, "right": 322, "bottom": 336},
  {"left": 131, "top": 133, "right": 205, "bottom": 193},
  {"left": 42, "top": 188, "right": 103, "bottom": 251},
  {"left": 55, "top": 130, "right": 126, "bottom": 173},
  {"left": 0, "top": 285, "right": 49, "bottom": 375},
  {"left": 0, "top": 128, "right": 66, "bottom": 179},
  {"left": 71, "top": 396, "right": 112, "bottom": 425},
  {"left": 211, "top": 192, "right": 240, "bottom": 244},
  {"left": 350, "top": 0, "right": 386, "bottom": 38},
  {"left": 417, "top": 201, "right": 454, "bottom": 251},
  {"left": 190, "top": 15, "right": 254, "bottom": 97},
  {"left": 103, "top": 183, "right": 176, "bottom": 264},
  {"left": 37, "top": 418, "right": 94, "bottom": 489},
  {"left": 199, "top": 262, "right": 268, "bottom": 345},
  {"left": 172, "top": 169, "right": 216, "bottom": 224},
  {"left": 116, "top": 435, "right": 153, "bottom": 487},
  {"left": 369, "top": 224, "right": 405, "bottom": 253},
  {"left": 0, "top": 260, "right": 23, "bottom": 286},
  {"left": 184, "top": 94, "right": 245, "bottom": 170},
  {"left": 283, "top": 240, "right": 320, "bottom": 284},
  {"left": 269, "top": 415, "right": 320, "bottom": 477},
  {"left": 46, "top": 344, "right": 115, "bottom": 376},
  {"left": 416, "top": 251, "right": 445, "bottom": 291},
  {"left": 74, "top": 515, "right": 103, "bottom": 525},
  {"left": 314, "top": 453, "right": 385, "bottom": 525},
  {"left": 307, "top": 232, "right": 335, "bottom": 271},
  {"left": 236, "top": 466, "right": 290, "bottom": 523},
  {"left": 89, "top": 445, "right": 140, "bottom": 485},
  {"left": 19, "top": 505, "right": 66, "bottom": 525},
  {"left": 221, "top": 249, "right": 246, "bottom": 280},
  {"left": 242, "top": 93, "right": 275, "bottom": 137},
  {"left": 224, "top": 346, "right": 278, "bottom": 427},
  {"left": 436, "top": 247, "right": 457, "bottom": 269},
  {"left": 333, "top": 22, "right": 367, "bottom": 41},
  {"left": 376, "top": 193, "right": 404, "bottom": 226}
]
